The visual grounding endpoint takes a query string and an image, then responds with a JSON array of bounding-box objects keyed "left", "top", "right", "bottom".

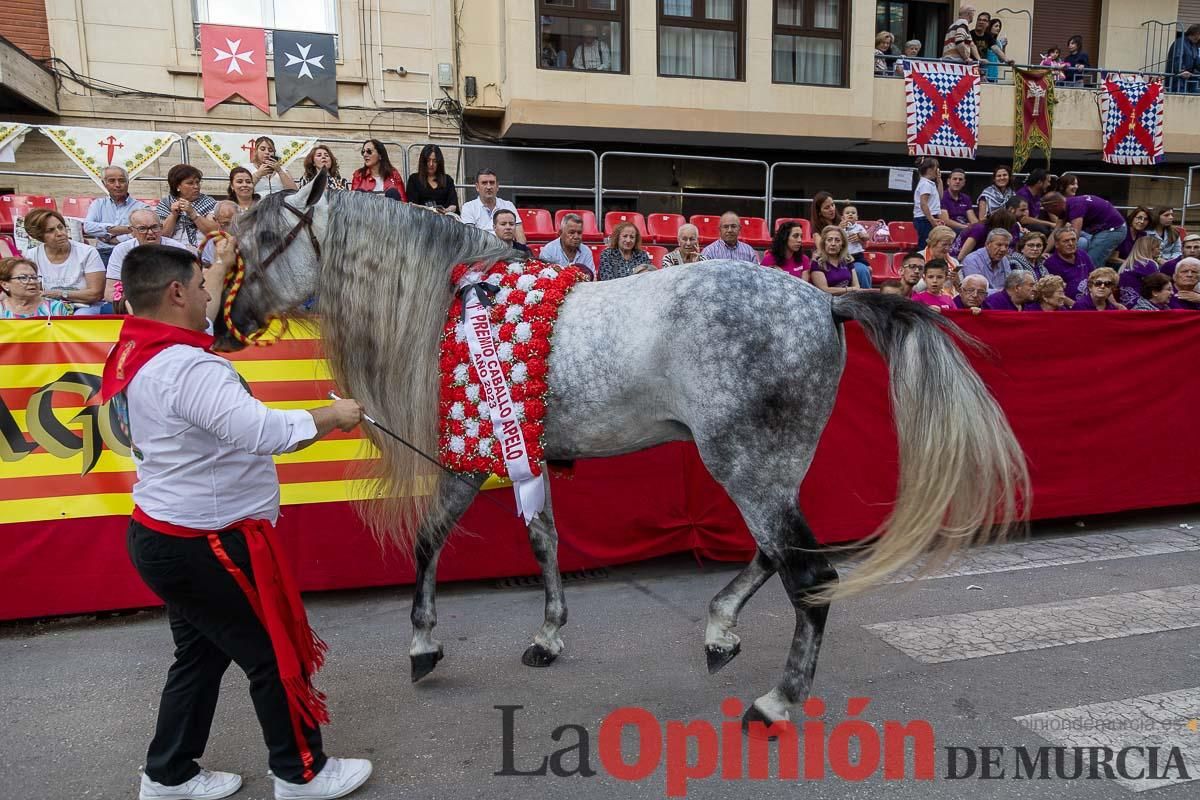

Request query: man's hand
[{"left": 328, "top": 399, "right": 364, "bottom": 432}]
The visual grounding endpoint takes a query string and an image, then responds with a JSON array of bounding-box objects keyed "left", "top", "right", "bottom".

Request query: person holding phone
[
  {"left": 245, "top": 136, "right": 297, "bottom": 196},
  {"left": 405, "top": 144, "right": 458, "bottom": 213}
]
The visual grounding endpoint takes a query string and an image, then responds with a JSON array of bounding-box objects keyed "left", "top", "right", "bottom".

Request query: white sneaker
[
  {"left": 139, "top": 768, "right": 243, "bottom": 800},
  {"left": 272, "top": 757, "right": 373, "bottom": 800}
]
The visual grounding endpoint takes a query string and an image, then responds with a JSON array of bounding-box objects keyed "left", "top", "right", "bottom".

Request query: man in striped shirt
[{"left": 700, "top": 212, "right": 760, "bottom": 264}]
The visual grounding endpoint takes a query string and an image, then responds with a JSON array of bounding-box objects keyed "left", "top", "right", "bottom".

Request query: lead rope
[{"left": 200, "top": 230, "right": 287, "bottom": 348}]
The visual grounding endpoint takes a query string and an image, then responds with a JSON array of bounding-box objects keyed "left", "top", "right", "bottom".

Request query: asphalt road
[{"left": 3, "top": 508, "right": 1199, "bottom": 800}]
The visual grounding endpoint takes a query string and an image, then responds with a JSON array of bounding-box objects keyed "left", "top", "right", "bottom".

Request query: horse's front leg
[
  {"left": 522, "top": 474, "right": 567, "bottom": 667},
  {"left": 410, "top": 474, "right": 482, "bottom": 682}
]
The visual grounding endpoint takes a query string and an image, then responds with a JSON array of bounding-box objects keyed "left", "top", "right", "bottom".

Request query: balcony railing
[{"left": 874, "top": 59, "right": 1199, "bottom": 94}]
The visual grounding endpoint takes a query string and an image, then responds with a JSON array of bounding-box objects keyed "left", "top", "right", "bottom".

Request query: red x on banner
[
  {"left": 1102, "top": 79, "right": 1161, "bottom": 161},
  {"left": 909, "top": 71, "right": 977, "bottom": 149}
]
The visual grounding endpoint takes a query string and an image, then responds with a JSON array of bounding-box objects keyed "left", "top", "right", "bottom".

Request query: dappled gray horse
[{"left": 218, "top": 174, "right": 1027, "bottom": 727}]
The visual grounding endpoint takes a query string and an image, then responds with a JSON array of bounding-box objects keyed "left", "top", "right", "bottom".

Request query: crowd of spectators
[{"left": 4, "top": 140, "right": 1197, "bottom": 319}]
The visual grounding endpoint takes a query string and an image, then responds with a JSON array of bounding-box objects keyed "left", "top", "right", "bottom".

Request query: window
[
  {"left": 538, "top": 1, "right": 628, "bottom": 74},
  {"left": 192, "top": 0, "right": 339, "bottom": 55},
  {"left": 773, "top": 0, "right": 848, "bottom": 86},
  {"left": 657, "top": 0, "right": 744, "bottom": 81}
]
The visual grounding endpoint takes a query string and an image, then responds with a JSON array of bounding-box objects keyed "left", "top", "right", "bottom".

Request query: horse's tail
[{"left": 821, "top": 292, "right": 1030, "bottom": 600}]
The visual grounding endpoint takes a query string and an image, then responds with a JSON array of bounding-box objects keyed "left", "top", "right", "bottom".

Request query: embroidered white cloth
[
  {"left": 0, "top": 122, "right": 31, "bottom": 163},
  {"left": 188, "top": 131, "right": 315, "bottom": 173},
  {"left": 39, "top": 126, "right": 181, "bottom": 189}
]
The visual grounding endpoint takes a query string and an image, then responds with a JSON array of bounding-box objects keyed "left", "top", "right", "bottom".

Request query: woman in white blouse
[
  {"left": 23, "top": 208, "right": 105, "bottom": 314},
  {"left": 244, "top": 136, "right": 297, "bottom": 196}
]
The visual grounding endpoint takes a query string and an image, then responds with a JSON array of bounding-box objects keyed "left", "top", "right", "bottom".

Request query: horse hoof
[
  {"left": 705, "top": 642, "right": 741, "bottom": 674},
  {"left": 521, "top": 643, "right": 558, "bottom": 668},
  {"left": 410, "top": 647, "right": 444, "bottom": 682},
  {"left": 742, "top": 703, "right": 782, "bottom": 739}
]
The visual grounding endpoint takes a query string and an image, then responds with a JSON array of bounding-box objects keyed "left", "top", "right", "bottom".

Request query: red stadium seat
[
  {"left": 689, "top": 215, "right": 722, "bottom": 245},
  {"left": 517, "top": 208, "right": 556, "bottom": 242},
  {"left": 773, "top": 217, "right": 814, "bottom": 248},
  {"left": 0, "top": 194, "right": 57, "bottom": 234},
  {"left": 645, "top": 245, "right": 668, "bottom": 267},
  {"left": 137, "top": 197, "right": 160, "bottom": 208},
  {"left": 527, "top": 243, "right": 543, "bottom": 257},
  {"left": 0, "top": 235, "right": 17, "bottom": 258},
  {"left": 587, "top": 243, "right": 605, "bottom": 263},
  {"left": 646, "top": 213, "right": 686, "bottom": 245},
  {"left": 888, "top": 221, "right": 918, "bottom": 247},
  {"left": 554, "top": 209, "right": 604, "bottom": 243},
  {"left": 604, "top": 211, "right": 648, "bottom": 238},
  {"left": 864, "top": 251, "right": 894, "bottom": 282},
  {"left": 59, "top": 196, "right": 97, "bottom": 219},
  {"left": 738, "top": 216, "right": 772, "bottom": 248}
]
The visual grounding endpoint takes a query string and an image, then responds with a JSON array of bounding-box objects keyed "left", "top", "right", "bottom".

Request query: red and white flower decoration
[{"left": 438, "top": 259, "right": 588, "bottom": 476}]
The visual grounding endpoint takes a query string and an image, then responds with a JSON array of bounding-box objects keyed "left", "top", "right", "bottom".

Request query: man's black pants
[{"left": 128, "top": 519, "right": 327, "bottom": 785}]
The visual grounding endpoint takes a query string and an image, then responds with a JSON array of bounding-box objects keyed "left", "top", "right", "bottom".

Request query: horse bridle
[
  {"left": 219, "top": 201, "right": 321, "bottom": 347},
  {"left": 256, "top": 202, "right": 322, "bottom": 276}
]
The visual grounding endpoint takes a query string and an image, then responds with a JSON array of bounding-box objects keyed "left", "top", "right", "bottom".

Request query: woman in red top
[{"left": 350, "top": 139, "right": 407, "bottom": 200}]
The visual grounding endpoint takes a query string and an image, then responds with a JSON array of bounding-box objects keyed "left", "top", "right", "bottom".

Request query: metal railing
[
  {"left": 1142, "top": 20, "right": 1180, "bottom": 73},
  {"left": 600, "top": 151, "right": 769, "bottom": 221},
  {"left": 407, "top": 141, "right": 599, "bottom": 216},
  {"left": 875, "top": 59, "right": 1199, "bottom": 92},
  {"left": 1186, "top": 165, "right": 1200, "bottom": 227}
]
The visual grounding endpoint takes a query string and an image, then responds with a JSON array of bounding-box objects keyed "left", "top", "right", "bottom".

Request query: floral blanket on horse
[{"left": 438, "top": 260, "right": 587, "bottom": 475}]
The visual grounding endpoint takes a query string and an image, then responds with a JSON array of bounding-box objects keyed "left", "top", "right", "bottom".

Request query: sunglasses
[
  {"left": 361, "top": 149, "right": 376, "bottom": 155},
  {"left": 1091, "top": 280, "right": 1114, "bottom": 288}
]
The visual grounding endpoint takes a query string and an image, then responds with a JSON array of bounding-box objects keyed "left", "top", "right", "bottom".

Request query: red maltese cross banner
[
  {"left": 1099, "top": 76, "right": 1165, "bottom": 165},
  {"left": 200, "top": 24, "right": 269, "bottom": 115},
  {"left": 902, "top": 59, "right": 981, "bottom": 159}
]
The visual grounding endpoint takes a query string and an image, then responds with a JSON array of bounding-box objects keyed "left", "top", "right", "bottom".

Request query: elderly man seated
[
  {"left": 983, "top": 269, "right": 1038, "bottom": 310},
  {"left": 701, "top": 212, "right": 760, "bottom": 264},
  {"left": 954, "top": 274, "right": 989, "bottom": 313},
  {"left": 83, "top": 165, "right": 148, "bottom": 264},
  {"left": 105, "top": 208, "right": 190, "bottom": 300},
  {"left": 538, "top": 213, "right": 595, "bottom": 278},
  {"left": 1044, "top": 226, "right": 1095, "bottom": 302},
  {"left": 1173, "top": 257, "right": 1200, "bottom": 309},
  {"left": 661, "top": 224, "right": 706, "bottom": 267},
  {"left": 199, "top": 201, "right": 241, "bottom": 267},
  {"left": 959, "top": 229, "right": 1013, "bottom": 291}
]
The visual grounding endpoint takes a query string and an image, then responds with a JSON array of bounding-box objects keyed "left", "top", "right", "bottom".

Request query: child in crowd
[
  {"left": 1039, "top": 46, "right": 1066, "bottom": 83},
  {"left": 841, "top": 206, "right": 870, "bottom": 270},
  {"left": 911, "top": 259, "right": 957, "bottom": 310}
]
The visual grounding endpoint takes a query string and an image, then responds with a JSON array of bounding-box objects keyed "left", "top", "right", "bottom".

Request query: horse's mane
[{"left": 315, "top": 193, "right": 515, "bottom": 548}]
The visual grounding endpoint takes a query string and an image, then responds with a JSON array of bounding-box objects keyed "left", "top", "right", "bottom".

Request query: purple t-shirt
[
  {"left": 811, "top": 260, "right": 852, "bottom": 288},
  {"left": 1117, "top": 259, "right": 1159, "bottom": 308},
  {"left": 1116, "top": 228, "right": 1145, "bottom": 260},
  {"left": 1071, "top": 293, "right": 1120, "bottom": 311},
  {"left": 941, "top": 190, "right": 974, "bottom": 224},
  {"left": 1044, "top": 250, "right": 1096, "bottom": 300},
  {"left": 761, "top": 251, "right": 810, "bottom": 279},
  {"left": 1016, "top": 185, "right": 1042, "bottom": 219},
  {"left": 983, "top": 291, "right": 1033, "bottom": 311},
  {"left": 1066, "top": 195, "right": 1125, "bottom": 235},
  {"left": 952, "top": 221, "right": 1021, "bottom": 257},
  {"left": 1172, "top": 289, "right": 1200, "bottom": 310}
]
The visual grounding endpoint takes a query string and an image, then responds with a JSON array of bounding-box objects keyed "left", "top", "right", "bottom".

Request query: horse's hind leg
[
  {"left": 410, "top": 473, "right": 483, "bottom": 682},
  {"left": 521, "top": 474, "right": 567, "bottom": 668},
  {"left": 743, "top": 504, "right": 837, "bottom": 728},
  {"left": 705, "top": 549, "right": 775, "bottom": 673}
]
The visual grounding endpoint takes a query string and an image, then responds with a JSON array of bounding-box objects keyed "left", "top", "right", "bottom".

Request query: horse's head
[{"left": 213, "top": 171, "right": 329, "bottom": 351}]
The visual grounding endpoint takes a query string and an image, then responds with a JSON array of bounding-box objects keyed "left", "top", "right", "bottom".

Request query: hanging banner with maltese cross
[
  {"left": 200, "top": 24, "right": 269, "bottom": 115},
  {"left": 273, "top": 30, "right": 338, "bottom": 117}
]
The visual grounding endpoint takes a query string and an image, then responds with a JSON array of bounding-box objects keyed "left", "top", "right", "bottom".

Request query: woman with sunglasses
[
  {"left": 351, "top": 139, "right": 407, "bottom": 200},
  {"left": 0, "top": 256, "right": 71, "bottom": 318},
  {"left": 1072, "top": 267, "right": 1122, "bottom": 311}
]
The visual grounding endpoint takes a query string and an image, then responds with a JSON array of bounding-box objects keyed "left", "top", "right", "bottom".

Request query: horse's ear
[{"left": 289, "top": 168, "right": 328, "bottom": 209}]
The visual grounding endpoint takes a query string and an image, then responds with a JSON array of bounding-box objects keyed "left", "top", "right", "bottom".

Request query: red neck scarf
[{"left": 101, "top": 316, "right": 214, "bottom": 403}]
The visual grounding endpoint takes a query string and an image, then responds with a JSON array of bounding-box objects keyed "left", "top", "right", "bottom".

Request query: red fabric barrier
[{"left": 4, "top": 312, "right": 1200, "bottom": 620}]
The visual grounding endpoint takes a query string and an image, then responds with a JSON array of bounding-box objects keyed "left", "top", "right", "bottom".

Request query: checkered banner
[
  {"left": 1099, "top": 76, "right": 1165, "bottom": 166},
  {"left": 903, "top": 59, "right": 981, "bottom": 159}
]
